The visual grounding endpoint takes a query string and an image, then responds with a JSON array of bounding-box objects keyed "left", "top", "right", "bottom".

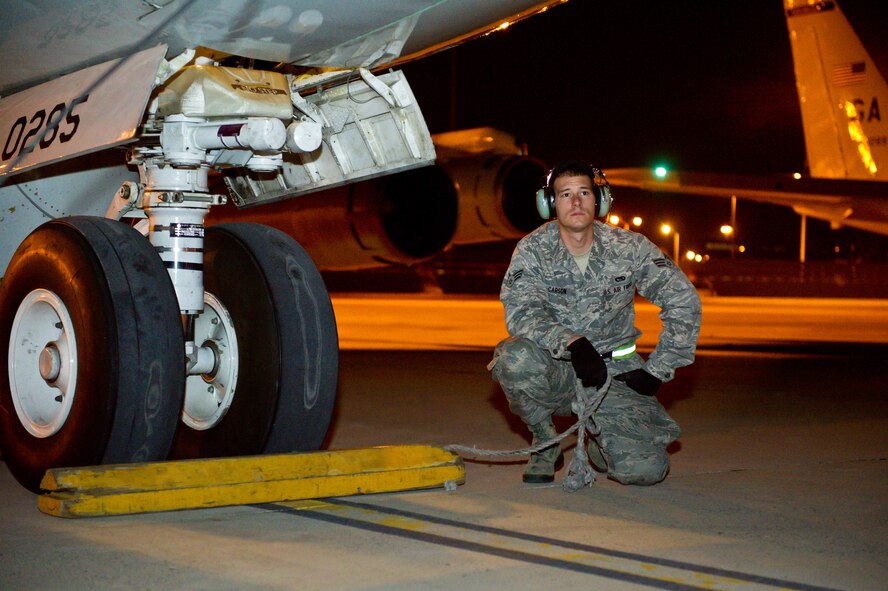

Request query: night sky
[{"left": 401, "top": 0, "right": 888, "bottom": 261}]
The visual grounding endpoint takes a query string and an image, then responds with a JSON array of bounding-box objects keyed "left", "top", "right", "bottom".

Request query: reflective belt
[{"left": 603, "top": 342, "right": 636, "bottom": 360}]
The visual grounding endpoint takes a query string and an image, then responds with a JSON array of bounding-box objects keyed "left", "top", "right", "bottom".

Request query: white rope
[{"left": 444, "top": 374, "right": 610, "bottom": 492}]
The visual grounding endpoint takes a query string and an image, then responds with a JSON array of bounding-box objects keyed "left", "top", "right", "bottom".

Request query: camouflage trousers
[{"left": 489, "top": 337, "right": 681, "bottom": 486}]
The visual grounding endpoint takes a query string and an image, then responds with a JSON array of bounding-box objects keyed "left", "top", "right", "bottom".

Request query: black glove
[
  {"left": 567, "top": 337, "right": 608, "bottom": 388},
  {"left": 615, "top": 368, "right": 662, "bottom": 397}
]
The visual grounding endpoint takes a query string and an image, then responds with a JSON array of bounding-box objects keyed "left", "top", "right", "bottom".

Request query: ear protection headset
[{"left": 535, "top": 162, "right": 613, "bottom": 220}]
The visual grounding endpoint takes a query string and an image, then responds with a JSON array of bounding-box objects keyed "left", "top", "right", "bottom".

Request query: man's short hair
[{"left": 547, "top": 160, "right": 596, "bottom": 195}]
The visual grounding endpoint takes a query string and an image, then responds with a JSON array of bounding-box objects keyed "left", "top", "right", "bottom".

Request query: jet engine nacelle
[
  {"left": 443, "top": 154, "right": 548, "bottom": 244},
  {"left": 208, "top": 165, "right": 458, "bottom": 270}
]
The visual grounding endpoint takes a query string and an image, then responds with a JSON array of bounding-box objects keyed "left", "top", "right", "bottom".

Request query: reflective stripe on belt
[{"left": 610, "top": 342, "right": 637, "bottom": 359}]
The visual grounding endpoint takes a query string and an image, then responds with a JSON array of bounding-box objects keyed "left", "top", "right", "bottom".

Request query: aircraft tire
[
  {"left": 0, "top": 217, "right": 185, "bottom": 492},
  {"left": 168, "top": 222, "right": 338, "bottom": 459}
]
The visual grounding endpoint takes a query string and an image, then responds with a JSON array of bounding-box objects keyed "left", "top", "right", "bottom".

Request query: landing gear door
[
  {"left": 226, "top": 69, "right": 436, "bottom": 207},
  {"left": 0, "top": 45, "right": 167, "bottom": 178}
]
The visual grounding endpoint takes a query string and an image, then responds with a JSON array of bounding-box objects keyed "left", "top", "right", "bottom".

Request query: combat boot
[
  {"left": 523, "top": 420, "right": 564, "bottom": 483},
  {"left": 587, "top": 437, "right": 608, "bottom": 473}
]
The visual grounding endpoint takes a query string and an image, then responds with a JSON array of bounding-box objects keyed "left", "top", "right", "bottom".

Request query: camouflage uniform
[{"left": 490, "top": 220, "right": 701, "bottom": 485}]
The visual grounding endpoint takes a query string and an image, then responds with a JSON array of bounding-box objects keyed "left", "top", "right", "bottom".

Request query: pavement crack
[{"left": 673, "top": 456, "right": 886, "bottom": 478}]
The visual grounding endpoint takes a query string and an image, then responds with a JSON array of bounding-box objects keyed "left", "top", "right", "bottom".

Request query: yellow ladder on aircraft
[{"left": 38, "top": 445, "right": 464, "bottom": 518}]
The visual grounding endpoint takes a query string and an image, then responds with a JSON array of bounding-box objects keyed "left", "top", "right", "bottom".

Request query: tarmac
[{"left": 1, "top": 295, "right": 886, "bottom": 590}]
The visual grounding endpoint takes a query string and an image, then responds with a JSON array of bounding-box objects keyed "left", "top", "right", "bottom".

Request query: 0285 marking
[{"left": 1, "top": 94, "right": 89, "bottom": 161}]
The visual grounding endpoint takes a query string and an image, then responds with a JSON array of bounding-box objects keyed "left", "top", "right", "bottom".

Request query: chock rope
[{"left": 444, "top": 375, "right": 610, "bottom": 492}]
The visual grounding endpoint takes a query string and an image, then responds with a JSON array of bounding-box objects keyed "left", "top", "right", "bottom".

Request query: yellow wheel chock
[{"left": 37, "top": 445, "right": 464, "bottom": 518}]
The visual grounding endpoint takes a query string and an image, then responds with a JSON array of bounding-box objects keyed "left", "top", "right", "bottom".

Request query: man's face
[{"left": 553, "top": 174, "right": 596, "bottom": 233}]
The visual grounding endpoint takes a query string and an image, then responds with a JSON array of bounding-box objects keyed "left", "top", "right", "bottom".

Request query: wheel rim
[
  {"left": 182, "top": 291, "right": 239, "bottom": 430},
  {"left": 8, "top": 289, "right": 78, "bottom": 438}
]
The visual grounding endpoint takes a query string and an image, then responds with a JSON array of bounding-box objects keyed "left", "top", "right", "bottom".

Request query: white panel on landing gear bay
[{"left": 0, "top": 45, "right": 167, "bottom": 178}]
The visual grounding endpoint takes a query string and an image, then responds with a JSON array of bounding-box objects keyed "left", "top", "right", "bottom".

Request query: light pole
[
  {"left": 799, "top": 214, "right": 807, "bottom": 263},
  {"left": 730, "top": 195, "right": 737, "bottom": 258},
  {"left": 720, "top": 224, "right": 734, "bottom": 242},
  {"left": 660, "top": 223, "right": 679, "bottom": 262}
]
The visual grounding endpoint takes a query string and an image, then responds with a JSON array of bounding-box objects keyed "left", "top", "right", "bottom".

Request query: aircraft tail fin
[{"left": 785, "top": 0, "right": 887, "bottom": 180}]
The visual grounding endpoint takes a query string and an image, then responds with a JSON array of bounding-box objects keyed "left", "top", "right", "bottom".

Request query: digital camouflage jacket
[{"left": 501, "top": 220, "right": 702, "bottom": 381}]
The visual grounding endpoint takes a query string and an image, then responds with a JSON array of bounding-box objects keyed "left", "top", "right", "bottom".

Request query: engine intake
[
  {"left": 208, "top": 165, "right": 458, "bottom": 270},
  {"left": 443, "top": 154, "right": 547, "bottom": 244}
]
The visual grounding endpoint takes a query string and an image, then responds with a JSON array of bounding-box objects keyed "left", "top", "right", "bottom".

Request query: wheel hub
[
  {"left": 38, "top": 344, "right": 62, "bottom": 382},
  {"left": 182, "top": 292, "right": 239, "bottom": 430},
  {"left": 8, "top": 289, "right": 78, "bottom": 438}
]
